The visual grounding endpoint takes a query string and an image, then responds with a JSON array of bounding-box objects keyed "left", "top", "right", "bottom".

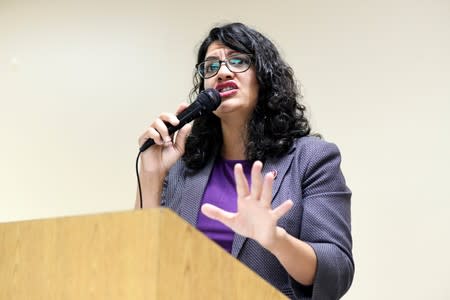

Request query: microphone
[{"left": 139, "top": 88, "right": 221, "bottom": 153}]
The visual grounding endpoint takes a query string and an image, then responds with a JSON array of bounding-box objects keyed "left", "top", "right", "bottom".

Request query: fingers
[
  {"left": 250, "top": 161, "right": 264, "bottom": 200},
  {"left": 235, "top": 161, "right": 274, "bottom": 207},
  {"left": 260, "top": 171, "right": 275, "bottom": 206},
  {"left": 272, "top": 200, "right": 293, "bottom": 219},
  {"left": 139, "top": 126, "right": 162, "bottom": 146},
  {"left": 153, "top": 117, "right": 174, "bottom": 144},
  {"left": 175, "top": 102, "right": 189, "bottom": 115},
  {"left": 138, "top": 102, "right": 188, "bottom": 147},
  {"left": 234, "top": 163, "right": 250, "bottom": 197},
  {"left": 201, "top": 204, "right": 235, "bottom": 226}
]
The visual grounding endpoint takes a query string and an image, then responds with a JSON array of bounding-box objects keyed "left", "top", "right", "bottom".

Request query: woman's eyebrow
[
  {"left": 205, "top": 51, "right": 240, "bottom": 61},
  {"left": 204, "top": 55, "right": 220, "bottom": 60}
]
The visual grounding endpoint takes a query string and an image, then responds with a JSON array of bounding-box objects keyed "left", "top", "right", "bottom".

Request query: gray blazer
[{"left": 161, "top": 136, "right": 354, "bottom": 300}]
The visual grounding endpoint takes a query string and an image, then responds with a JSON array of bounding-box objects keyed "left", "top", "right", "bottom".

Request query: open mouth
[
  {"left": 216, "top": 82, "right": 239, "bottom": 98},
  {"left": 219, "top": 86, "right": 236, "bottom": 92}
]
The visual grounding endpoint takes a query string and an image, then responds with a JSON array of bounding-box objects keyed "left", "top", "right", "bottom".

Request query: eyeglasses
[{"left": 196, "top": 53, "right": 253, "bottom": 79}]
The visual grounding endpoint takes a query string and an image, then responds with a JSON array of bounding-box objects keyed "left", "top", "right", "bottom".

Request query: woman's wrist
[
  {"left": 139, "top": 164, "right": 168, "bottom": 180},
  {"left": 263, "top": 226, "right": 288, "bottom": 256}
]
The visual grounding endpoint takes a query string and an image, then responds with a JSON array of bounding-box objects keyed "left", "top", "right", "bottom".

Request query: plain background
[{"left": 1, "top": 0, "right": 449, "bottom": 299}]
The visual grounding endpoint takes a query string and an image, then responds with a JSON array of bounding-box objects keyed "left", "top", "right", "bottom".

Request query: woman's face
[{"left": 203, "top": 42, "right": 259, "bottom": 123}]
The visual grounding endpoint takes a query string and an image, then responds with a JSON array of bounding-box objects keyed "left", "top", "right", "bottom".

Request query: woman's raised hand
[{"left": 201, "top": 161, "right": 294, "bottom": 250}]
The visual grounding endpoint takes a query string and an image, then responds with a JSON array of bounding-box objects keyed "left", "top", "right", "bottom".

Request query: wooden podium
[{"left": 0, "top": 208, "right": 287, "bottom": 299}]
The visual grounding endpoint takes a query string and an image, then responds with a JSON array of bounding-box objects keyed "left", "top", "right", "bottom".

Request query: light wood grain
[{"left": 0, "top": 208, "right": 287, "bottom": 299}]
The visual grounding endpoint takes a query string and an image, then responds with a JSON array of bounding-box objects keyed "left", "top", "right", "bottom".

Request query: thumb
[
  {"left": 272, "top": 199, "right": 294, "bottom": 220},
  {"left": 173, "top": 123, "right": 192, "bottom": 154}
]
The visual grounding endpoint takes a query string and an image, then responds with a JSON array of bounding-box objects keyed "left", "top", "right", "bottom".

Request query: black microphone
[{"left": 139, "top": 88, "right": 221, "bottom": 153}]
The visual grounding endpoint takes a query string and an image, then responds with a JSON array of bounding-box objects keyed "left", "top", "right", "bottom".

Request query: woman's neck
[{"left": 220, "top": 120, "right": 247, "bottom": 160}]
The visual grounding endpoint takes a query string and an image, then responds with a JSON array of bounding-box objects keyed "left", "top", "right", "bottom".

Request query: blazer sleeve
[
  {"left": 294, "top": 141, "right": 354, "bottom": 300},
  {"left": 160, "top": 160, "right": 185, "bottom": 211}
]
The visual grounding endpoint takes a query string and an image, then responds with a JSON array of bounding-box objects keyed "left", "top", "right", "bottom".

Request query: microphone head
[{"left": 198, "top": 88, "right": 221, "bottom": 111}]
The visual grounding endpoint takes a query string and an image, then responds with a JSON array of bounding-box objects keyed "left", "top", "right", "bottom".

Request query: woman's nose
[{"left": 216, "top": 62, "right": 234, "bottom": 80}]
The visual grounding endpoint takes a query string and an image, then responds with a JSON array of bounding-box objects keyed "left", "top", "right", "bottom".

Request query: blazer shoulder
[{"left": 293, "top": 135, "right": 341, "bottom": 158}]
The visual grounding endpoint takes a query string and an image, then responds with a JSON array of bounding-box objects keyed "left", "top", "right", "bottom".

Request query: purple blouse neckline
[{"left": 196, "top": 157, "right": 252, "bottom": 253}]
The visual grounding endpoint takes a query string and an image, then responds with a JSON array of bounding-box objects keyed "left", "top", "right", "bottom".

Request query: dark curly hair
[{"left": 183, "top": 22, "right": 311, "bottom": 170}]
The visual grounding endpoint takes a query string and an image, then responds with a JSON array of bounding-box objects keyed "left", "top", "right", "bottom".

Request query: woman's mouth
[
  {"left": 219, "top": 88, "right": 238, "bottom": 98},
  {"left": 216, "top": 82, "right": 238, "bottom": 98}
]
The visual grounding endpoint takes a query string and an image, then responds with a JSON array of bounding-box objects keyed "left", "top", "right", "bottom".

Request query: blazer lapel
[
  {"left": 231, "top": 146, "right": 296, "bottom": 258},
  {"left": 179, "top": 159, "right": 215, "bottom": 227}
]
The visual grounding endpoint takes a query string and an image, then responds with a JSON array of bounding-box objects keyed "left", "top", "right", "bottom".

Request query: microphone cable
[{"left": 136, "top": 151, "right": 143, "bottom": 209}]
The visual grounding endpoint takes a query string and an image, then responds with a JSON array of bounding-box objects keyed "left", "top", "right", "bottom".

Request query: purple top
[{"left": 196, "top": 157, "right": 252, "bottom": 253}]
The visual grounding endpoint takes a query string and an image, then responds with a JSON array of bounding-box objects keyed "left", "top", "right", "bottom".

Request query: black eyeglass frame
[{"left": 195, "top": 53, "right": 253, "bottom": 79}]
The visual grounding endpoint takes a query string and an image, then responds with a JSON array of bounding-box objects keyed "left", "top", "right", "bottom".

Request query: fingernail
[{"left": 270, "top": 170, "right": 277, "bottom": 179}]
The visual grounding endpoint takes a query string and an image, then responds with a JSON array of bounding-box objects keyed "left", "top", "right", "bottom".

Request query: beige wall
[{"left": 1, "top": 0, "right": 449, "bottom": 298}]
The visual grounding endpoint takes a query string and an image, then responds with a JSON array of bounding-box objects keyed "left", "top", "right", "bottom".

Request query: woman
[{"left": 137, "top": 22, "right": 354, "bottom": 300}]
